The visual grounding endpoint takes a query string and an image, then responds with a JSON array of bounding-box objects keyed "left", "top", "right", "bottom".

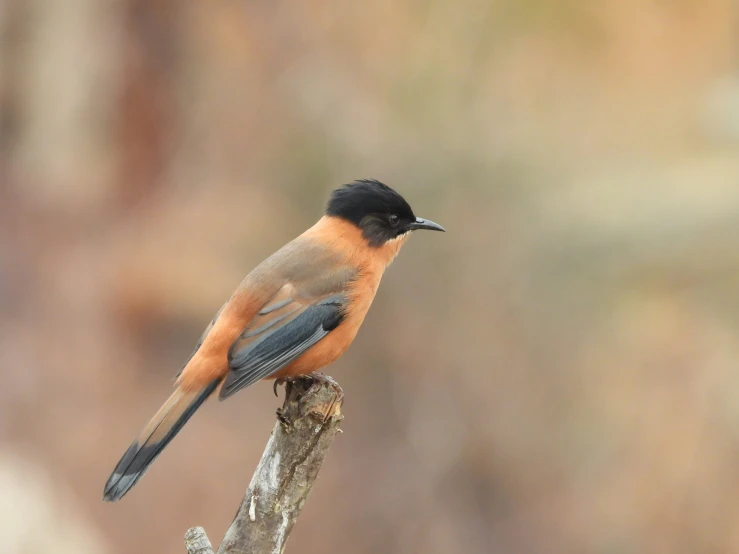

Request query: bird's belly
[
  {"left": 272, "top": 271, "right": 380, "bottom": 379},
  {"left": 273, "top": 332, "right": 353, "bottom": 377}
]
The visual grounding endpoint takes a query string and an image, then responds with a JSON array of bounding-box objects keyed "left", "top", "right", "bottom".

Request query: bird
[{"left": 103, "top": 179, "right": 445, "bottom": 502}]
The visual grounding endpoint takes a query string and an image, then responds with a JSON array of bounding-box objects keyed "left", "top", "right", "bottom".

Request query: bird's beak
[{"left": 408, "top": 217, "right": 445, "bottom": 232}]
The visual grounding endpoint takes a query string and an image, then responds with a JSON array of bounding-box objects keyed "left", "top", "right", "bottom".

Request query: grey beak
[{"left": 408, "top": 217, "right": 445, "bottom": 232}]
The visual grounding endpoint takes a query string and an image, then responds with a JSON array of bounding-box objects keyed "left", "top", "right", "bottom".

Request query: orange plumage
[{"left": 103, "top": 180, "right": 444, "bottom": 502}]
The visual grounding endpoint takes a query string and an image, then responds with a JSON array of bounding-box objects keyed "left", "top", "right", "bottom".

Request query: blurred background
[{"left": 1, "top": 1, "right": 739, "bottom": 553}]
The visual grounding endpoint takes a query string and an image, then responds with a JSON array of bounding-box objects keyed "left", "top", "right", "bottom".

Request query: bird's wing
[{"left": 219, "top": 242, "right": 356, "bottom": 400}]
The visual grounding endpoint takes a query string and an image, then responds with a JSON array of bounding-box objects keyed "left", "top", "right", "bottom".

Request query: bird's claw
[
  {"left": 273, "top": 376, "right": 296, "bottom": 398},
  {"left": 306, "top": 373, "right": 345, "bottom": 406},
  {"left": 275, "top": 407, "right": 291, "bottom": 427},
  {"left": 273, "top": 373, "right": 344, "bottom": 425}
]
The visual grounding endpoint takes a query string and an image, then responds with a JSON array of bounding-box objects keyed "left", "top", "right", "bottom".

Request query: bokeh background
[{"left": 2, "top": 1, "right": 739, "bottom": 553}]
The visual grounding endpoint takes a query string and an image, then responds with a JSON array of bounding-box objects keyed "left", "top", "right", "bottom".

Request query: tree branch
[
  {"left": 184, "top": 374, "right": 344, "bottom": 554},
  {"left": 184, "top": 527, "right": 214, "bottom": 554}
]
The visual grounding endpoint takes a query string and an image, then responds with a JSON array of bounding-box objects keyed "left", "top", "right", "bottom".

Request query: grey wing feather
[{"left": 219, "top": 295, "right": 345, "bottom": 399}]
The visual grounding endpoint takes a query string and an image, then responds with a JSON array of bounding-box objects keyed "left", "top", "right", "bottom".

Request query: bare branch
[
  {"left": 184, "top": 527, "right": 214, "bottom": 554},
  {"left": 184, "top": 374, "right": 343, "bottom": 554}
]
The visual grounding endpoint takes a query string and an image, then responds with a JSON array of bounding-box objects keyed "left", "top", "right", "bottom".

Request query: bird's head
[{"left": 326, "top": 179, "right": 445, "bottom": 247}]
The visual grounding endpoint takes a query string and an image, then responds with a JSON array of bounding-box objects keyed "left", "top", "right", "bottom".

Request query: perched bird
[{"left": 103, "top": 179, "right": 444, "bottom": 502}]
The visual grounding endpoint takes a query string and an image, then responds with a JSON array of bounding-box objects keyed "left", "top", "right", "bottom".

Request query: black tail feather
[{"left": 103, "top": 379, "right": 220, "bottom": 502}]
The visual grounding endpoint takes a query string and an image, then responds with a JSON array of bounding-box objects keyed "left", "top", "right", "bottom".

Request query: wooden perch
[{"left": 184, "top": 374, "right": 344, "bottom": 554}]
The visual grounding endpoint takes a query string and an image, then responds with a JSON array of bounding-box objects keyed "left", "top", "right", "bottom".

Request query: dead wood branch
[{"left": 184, "top": 374, "right": 343, "bottom": 554}]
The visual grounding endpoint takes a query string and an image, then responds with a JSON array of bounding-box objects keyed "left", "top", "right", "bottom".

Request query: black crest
[{"left": 326, "top": 179, "right": 416, "bottom": 246}]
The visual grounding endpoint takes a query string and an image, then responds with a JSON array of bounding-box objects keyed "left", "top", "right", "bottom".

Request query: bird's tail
[{"left": 103, "top": 378, "right": 221, "bottom": 502}]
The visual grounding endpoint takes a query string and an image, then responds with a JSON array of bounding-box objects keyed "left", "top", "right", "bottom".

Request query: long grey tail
[{"left": 102, "top": 379, "right": 220, "bottom": 502}]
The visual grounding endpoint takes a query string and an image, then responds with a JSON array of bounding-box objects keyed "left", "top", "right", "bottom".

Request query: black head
[{"left": 326, "top": 179, "right": 445, "bottom": 246}]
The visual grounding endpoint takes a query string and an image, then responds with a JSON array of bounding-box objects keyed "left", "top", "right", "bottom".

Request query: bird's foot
[
  {"left": 273, "top": 373, "right": 344, "bottom": 425},
  {"left": 273, "top": 377, "right": 299, "bottom": 427},
  {"left": 304, "top": 372, "right": 344, "bottom": 406},
  {"left": 273, "top": 373, "right": 344, "bottom": 404},
  {"left": 275, "top": 406, "right": 291, "bottom": 427},
  {"left": 302, "top": 373, "right": 344, "bottom": 423},
  {"left": 273, "top": 375, "right": 303, "bottom": 398},
  {"left": 273, "top": 376, "right": 287, "bottom": 397}
]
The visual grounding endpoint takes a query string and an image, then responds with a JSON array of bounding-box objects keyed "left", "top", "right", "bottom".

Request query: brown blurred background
[{"left": 2, "top": 1, "right": 739, "bottom": 553}]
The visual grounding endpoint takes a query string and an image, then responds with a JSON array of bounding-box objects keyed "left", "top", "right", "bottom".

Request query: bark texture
[
  {"left": 184, "top": 527, "right": 214, "bottom": 554},
  {"left": 184, "top": 374, "right": 343, "bottom": 554}
]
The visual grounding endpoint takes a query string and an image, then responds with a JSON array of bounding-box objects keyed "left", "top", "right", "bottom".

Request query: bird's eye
[{"left": 389, "top": 214, "right": 399, "bottom": 227}]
